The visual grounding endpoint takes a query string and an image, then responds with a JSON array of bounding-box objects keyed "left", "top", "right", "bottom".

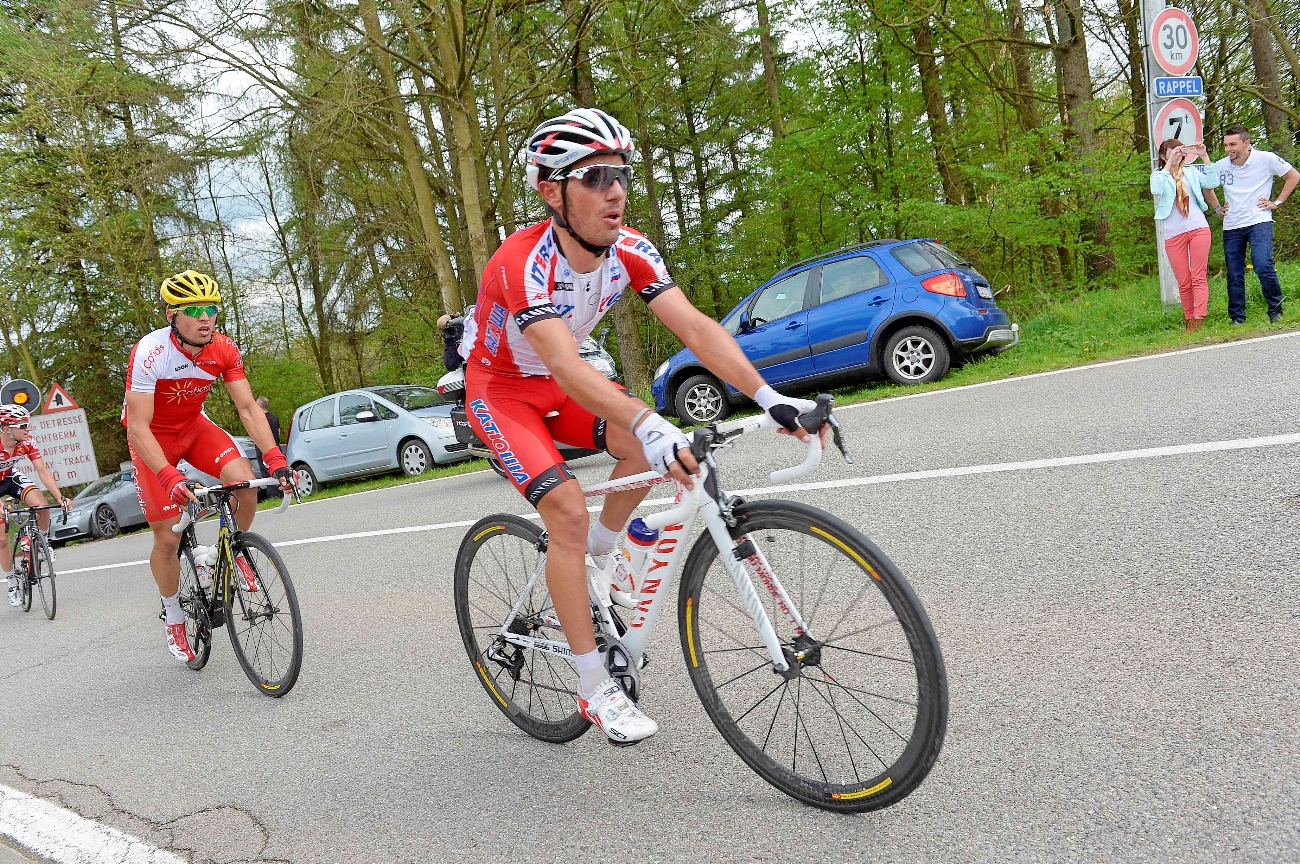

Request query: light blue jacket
[{"left": 1150, "top": 165, "right": 1219, "bottom": 220}]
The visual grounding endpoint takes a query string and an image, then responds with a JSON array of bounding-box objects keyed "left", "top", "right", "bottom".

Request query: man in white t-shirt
[{"left": 1213, "top": 125, "right": 1299, "bottom": 324}]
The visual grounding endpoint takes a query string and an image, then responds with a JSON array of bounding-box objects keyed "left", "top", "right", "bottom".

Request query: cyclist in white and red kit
[{"left": 0, "top": 404, "right": 71, "bottom": 606}]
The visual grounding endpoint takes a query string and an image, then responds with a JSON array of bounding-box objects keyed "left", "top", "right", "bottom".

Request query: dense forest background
[{"left": 2, "top": 0, "right": 1297, "bottom": 471}]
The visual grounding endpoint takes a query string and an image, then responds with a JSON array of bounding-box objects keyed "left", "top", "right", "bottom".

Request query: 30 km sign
[
  {"left": 1153, "top": 98, "right": 1203, "bottom": 147},
  {"left": 12, "top": 409, "right": 100, "bottom": 487},
  {"left": 1150, "top": 8, "right": 1199, "bottom": 76}
]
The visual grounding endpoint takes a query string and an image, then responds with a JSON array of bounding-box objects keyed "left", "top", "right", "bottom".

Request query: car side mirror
[
  {"left": 738, "top": 312, "right": 754, "bottom": 332},
  {"left": 355, "top": 410, "right": 376, "bottom": 423}
]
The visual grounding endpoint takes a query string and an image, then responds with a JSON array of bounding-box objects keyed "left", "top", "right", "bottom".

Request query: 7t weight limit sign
[{"left": 1153, "top": 99, "right": 1203, "bottom": 147}]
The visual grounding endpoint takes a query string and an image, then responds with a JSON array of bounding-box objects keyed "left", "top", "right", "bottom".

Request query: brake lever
[{"left": 826, "top": 415, "right": 853, "bottom": 465}]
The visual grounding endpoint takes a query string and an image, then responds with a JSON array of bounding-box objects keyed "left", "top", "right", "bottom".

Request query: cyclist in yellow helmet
[{"left": 121, "top": 271, "right": 295, "bottom": 663}]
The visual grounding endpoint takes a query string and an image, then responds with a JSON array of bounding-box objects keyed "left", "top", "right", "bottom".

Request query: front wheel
[
  {"left": 225, "top": 533, "right": 303, "bottom": 697},
  {"left": 677, "top": 500, "right": 947, "bottom": 812},
  {"left": 400, "top": 439, "right": 432, "bottom": 477},
  {"left": 674, "top": 374, "right": 731, "bottom": 425},
  {"left": 292, "top": 463, "right": 317, "bottom": 497},
  {"left": 91, "top": 505, "right": 119, "bottom": 540},
  {"left": 33, "top": 535, "right": 56, "bottom": 619},
  {"left": 177, "top": 544, "right": 213, "bottom": 670}
]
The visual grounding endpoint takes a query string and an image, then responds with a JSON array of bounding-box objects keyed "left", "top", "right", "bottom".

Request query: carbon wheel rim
[
  {"left": 36, "top": 541, "right": 55, "bottom": 619},
  {"left": 685, "top": 383, "right": 723, "bottom": 423},
  {"left": 402, "top": 444, "right": 429, "bottom": 475},
  {"left": 891, "top": 337, "right": 935, "bottom": 381},
  {"left": 227, "top": 544, "right": 298, "bottom": 690},
  {"left": 95, "top": 507, "right": 117, "bottom": 537}
]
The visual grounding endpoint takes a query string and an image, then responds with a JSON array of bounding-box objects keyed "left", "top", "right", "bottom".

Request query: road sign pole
[{"left": 1143, "top": 0, "right": 1181, "bottom": 307}]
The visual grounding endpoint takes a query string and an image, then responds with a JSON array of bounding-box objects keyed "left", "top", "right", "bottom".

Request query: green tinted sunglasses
[{"left": 170, "top": 304, "right": 219, "bottom": 317}]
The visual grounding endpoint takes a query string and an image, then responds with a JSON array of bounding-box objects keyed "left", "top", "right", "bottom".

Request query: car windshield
[
  {"left": 76, "top": 475, "right": 119, "bottom": 499},
  {"left": 368, "top": 386, "right": 442, "bottom": 410}
]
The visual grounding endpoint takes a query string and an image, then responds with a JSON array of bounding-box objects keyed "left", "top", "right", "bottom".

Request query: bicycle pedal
[{"left": 606, "top": 737, "right": 641, "bottom": 749}]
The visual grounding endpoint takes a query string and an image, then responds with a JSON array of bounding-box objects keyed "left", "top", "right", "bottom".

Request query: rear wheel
[
  {"left": 33, "top": 535, "right": 55, "bottom": 619},
  {"left": 486, "top": 455, "right": 508, "bottom": 478},
  {"left": 177, "top": 545, "right": 212, "bottom": 670},
  {"left": 225, "top": 533, "right": 303, "bottom": 697},
  {"left": 883, "top": 326, "right": 950, "bottom": 385},
  {"left": 454, "top": 514, "right": 589, "bottom": 743},
  {"left": 678, "top": 501, "right": 947, "bottom": 812},
  {"left": 19, "top": 542, "right": 32, "bottom": 612}
]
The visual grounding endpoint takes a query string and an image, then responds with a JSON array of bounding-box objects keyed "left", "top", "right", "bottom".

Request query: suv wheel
[
  {"left": 400, "top": 439, "right": 432, "bottom": 476},
  {"left": 674, "top": 374, "right": 731, "bottom": 425},
  {"left": 883, "top": 326, "right": 950, "bottom": 385},
  {"left": 293, "top": 463, "right": 317, "bottom": 497}
]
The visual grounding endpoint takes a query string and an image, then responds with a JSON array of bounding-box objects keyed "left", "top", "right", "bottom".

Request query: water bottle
[
  {"left": 624, "top": 518, "right": 659, "bottom": 576},
  {"left": 193, "top": 545, "right": 217, "bottom": 590}
]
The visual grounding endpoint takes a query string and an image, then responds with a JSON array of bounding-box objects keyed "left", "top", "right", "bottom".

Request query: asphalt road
[{"left": 2, "top": 336, "right": 1298, "bottom": 863}]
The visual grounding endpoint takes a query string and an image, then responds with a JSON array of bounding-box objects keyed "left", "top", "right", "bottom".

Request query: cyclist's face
[
  {"left": 541, "top": 152, "right": 627, "bottom": 249},
  {"left": 168, "top": 306, "right": 217, "bottom": 345}
]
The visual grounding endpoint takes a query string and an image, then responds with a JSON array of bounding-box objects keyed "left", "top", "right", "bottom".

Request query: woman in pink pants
[{"left": 1151, "top": 139, "right": 1222, "bottom": 331}]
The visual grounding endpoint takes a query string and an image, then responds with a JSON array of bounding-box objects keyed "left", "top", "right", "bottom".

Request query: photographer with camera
[{"left": 1151, "top": 139, "right": 1222, "bottom": 332}]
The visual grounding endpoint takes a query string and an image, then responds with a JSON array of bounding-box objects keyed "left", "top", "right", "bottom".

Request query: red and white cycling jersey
[
  {"left": 122, "top": 328, "right": 246, "bottom": 432},
  {"left": 0, "top": 438, "right": 40, "bottom": 483},
  {"left": 461, "top": 220, "right": 676, "bottom": 377}
]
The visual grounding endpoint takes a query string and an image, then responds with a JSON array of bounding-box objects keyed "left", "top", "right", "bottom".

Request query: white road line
[
  {"left": 0, "top": 783, "right": 182, "bottom": 864},
  {"left": 837, "top": 329, "right": 1300, "bottom": 412},
  {"left": 58, "top": 431, "right": 1299, "bottom": 574}
]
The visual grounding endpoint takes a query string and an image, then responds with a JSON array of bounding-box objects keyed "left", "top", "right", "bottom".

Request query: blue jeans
[{"left": 1222, "top": 221, "right": 1284, "bottom": 321}]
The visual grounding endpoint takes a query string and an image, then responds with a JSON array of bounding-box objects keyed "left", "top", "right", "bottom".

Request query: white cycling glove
[
  {"left": 755, "top": 385, "right": 817, "bottom": 432},
  {"left": 634, "top": 412, "right": 692, "bottom": 475}
]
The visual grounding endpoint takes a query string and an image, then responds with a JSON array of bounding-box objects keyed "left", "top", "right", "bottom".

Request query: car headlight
[
  {"left": 68, "top": 510, "right": 83, "bottom": 519},
  {"left": 423, "top": 416, "right": 454, "bottom": 432},
  {"left": 588, "top": 357, "right": 615, "bottom": 377},
  {"left": 655, "top": 360, "right": 670, "bottom": 380}
]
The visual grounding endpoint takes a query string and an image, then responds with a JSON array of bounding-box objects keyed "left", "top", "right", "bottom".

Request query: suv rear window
[{"left": 890, "top": 242, "right": 949, "bottom": 276}]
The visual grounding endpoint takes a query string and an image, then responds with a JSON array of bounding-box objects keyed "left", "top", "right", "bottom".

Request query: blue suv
[{"left": 652, "top": 239, "right": 1019, "bottom": 424}]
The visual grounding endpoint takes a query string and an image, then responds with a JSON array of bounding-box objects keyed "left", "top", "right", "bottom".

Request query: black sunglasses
[{"left": 555, "top": 163, "right": 633, "bottom": 192}]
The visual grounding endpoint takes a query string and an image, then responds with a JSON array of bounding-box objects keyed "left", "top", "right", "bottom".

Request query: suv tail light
[{"left": 921, "top": 271, "right": 967, "bottom": 297}]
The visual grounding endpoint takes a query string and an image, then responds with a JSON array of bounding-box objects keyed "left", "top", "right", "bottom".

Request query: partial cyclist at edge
[
  {"left": 0, "top": 404, "right": 72, "bottom": 607},
  {"left": 123, "top": 271, "right": 295, "bottom": 663},
  {"left": 459, "top": 108, "right": 829, "bottom": 746}
]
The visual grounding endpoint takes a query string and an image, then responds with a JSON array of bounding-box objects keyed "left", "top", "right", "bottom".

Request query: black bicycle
[
  {"left": 6, "top": 503, "right": 66, "bottom": 620},
  {"left": 171, "top": 477, "right": 303, "bottom": 696}
]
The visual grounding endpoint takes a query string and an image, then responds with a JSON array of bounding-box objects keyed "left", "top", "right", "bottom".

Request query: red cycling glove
[
  {"left": 262, "top": 446, "right": 288, "bottom": 477},
  {"left": 156, "top": 465, "right": 192, "bottom": 507}
]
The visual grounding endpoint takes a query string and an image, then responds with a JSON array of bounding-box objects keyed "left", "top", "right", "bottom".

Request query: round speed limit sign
[
  {"left": 1150, "top": 8, "right": 1199, "bottom": 75},
  {"left": 1154, "top": 98, "right": 1203, "bottom": 147}
]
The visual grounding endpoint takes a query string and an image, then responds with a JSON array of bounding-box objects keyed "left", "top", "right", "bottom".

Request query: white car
[{"left": 285, "top": 386, "right": 470, "bottom": 496}]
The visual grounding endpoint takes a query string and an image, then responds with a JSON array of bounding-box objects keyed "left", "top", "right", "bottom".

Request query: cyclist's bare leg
[
  {"left": 0, "top": 520, "right": 11, "bottom": 572},
  {"left": 22, "top": 487, "right": 50, "bottom": 533},
  {"left": 218, "top": 457, "right": 257, "bottom": 530},
  {"left": 147, "top": 518, "right": 183, "bottom": 597},
  {"left": 535, "top": 479, "right": 598, "bottom": 657},
  {"left": 592, "top": 424, "right": 654, "bottom": 534}
]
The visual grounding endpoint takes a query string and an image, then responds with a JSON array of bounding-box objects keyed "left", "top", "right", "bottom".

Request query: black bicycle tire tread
[
  {"left": 35, "top": 535, "right": 55, "bottom": 619},
  {"left": 177, "top": 543, "right": 212, "bottom": 671},
  {"left": 676, "top": 500, "right": 947, "bottom": 813},
  {"left": 453, "top": 514, "right": 589, "bottom": 744},
  {"left": 225, "top": 532, "right": 304, "bottom": 697}
]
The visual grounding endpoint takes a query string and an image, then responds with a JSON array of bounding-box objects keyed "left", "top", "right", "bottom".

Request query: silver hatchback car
[{"left": 285, "top": 386, "right": 470, "bottom": 496}]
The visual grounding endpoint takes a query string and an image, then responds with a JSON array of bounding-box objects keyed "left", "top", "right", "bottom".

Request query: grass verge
[{"left": 258, "top": 457, "right": 488, "bottom": 509}]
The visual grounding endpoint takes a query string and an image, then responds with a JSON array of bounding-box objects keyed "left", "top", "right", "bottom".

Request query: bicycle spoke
[{"left": 821, "top": 644, "right": 914, "bottom": 664}]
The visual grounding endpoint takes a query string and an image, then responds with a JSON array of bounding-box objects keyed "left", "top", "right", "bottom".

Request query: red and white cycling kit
[
  {"left": 0, "top": 439, "right": 40, "bottom": 500},
  {"left": 461, "top": 220, "right": 676, "bottom": 504},
  {"left": 122, "top": 327, "right": 247, "bottom": 522}
]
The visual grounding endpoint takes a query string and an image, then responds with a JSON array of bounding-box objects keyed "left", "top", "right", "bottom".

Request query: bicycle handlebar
[{"left": 171, "top": 476, "right": 293, "bottom": 533}]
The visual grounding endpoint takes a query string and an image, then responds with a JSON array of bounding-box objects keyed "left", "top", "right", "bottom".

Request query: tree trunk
[
  {"left": 1006, "top": 0, "right": 1041, "bottom": 131},
  {"left": 358, "top": 0, "right": 463, "bottom": 313},
  {"left": 756, "top": 0, "right": 795, "bottom": 248},
  {"left": 565, "top": 0, "right": 597, "bottom": 105},
  {"left": 914, "top": 19, "right": 966, "bottom": 205},
  {"left": 488, "top": 8, "right": 517, "bottom": 236},
  {"left": 1118, "top": 0, "right": 1149, "bottom": 155},
  {"left": 1054, "top": 0, "right": 1113, "bottom": 276},
  {"left": 1246, "top": 0, "right": 1291, "bottom": 152}
]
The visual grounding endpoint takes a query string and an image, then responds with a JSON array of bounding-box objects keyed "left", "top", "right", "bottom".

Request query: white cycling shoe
[
  {"left": 578, "top": 677, "right": 658, "bottom": 747},
  {"left": 7, "top": 585, "right": 22, "bottom": 607}
]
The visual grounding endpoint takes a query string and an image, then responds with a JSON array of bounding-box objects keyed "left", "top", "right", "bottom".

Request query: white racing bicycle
[{"left": 453, "top": 396, "right": 947, "bottom": 812}]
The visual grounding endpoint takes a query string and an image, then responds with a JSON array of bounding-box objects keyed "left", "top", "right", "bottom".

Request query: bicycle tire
[
  {"left": 454, "top": 514, "right": 589, "bottom": 744},
  {"left": 225, "top": 532, "right": 303, "bottom": 697},
  {"left": 677, "top": 500, "right": 947, "bottom": 813},
  {"left": 34, "top": 534, "right": 55, "bottom": 619},
  {"left": 20, "top": 537, "right": 32, "bottom": 612},
  {"left": 177, "top": 544, "right": 212, "bottom": 671}
]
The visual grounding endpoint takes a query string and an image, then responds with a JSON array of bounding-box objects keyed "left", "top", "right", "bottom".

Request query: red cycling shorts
[
  {"left": 465, "top": 365, "right": 612, "bottom": 506},
  {"left": 130, "top": 415, "right": 244, "bottom": 523}
]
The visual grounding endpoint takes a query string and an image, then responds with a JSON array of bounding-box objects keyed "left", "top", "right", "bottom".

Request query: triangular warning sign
[{"left": 43, "top": 382, "right": 78, "bottom": 413}]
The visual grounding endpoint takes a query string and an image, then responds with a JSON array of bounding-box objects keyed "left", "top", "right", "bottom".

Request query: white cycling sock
[
  {"left": 586, "top": 520, "right": 620, "bottom": 560},
  {"left": 4, "top": 570, "right": 15, "bottom": 589},
  {"left": 161, "top": 591, "right": 185, "bottom": 625},
  {"left": 574, "top": 648, "right": 607, "bottom": 698}
]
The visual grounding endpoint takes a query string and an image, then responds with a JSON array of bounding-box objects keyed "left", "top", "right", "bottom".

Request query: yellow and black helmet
[{"left": 160, "top": 270, "right": 222, "bottom": 306}]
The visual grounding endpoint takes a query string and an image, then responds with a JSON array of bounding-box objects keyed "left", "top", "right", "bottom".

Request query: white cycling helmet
[
  {"left": 524, "top": 108, "right": 635, "bottom": 190},
  {"left": 0, "top": 404, "right": 31, "bottom": 427}
]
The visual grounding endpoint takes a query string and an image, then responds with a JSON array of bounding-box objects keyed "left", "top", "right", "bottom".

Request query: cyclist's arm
[
  {"left": 226, "top": 378, "right": 279, "bottom": 456},
  {"left": 125, "top": 392, "right": 172, "bottom": 476},
  {"left": 647, "top": 287, "right": 766, "bottom": 399},
  {"left": 26, "top": 454, "right": 66, "bottom": 507},
  {"left": 524, "top": 318, "right": 646, "bottom": 431}
]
